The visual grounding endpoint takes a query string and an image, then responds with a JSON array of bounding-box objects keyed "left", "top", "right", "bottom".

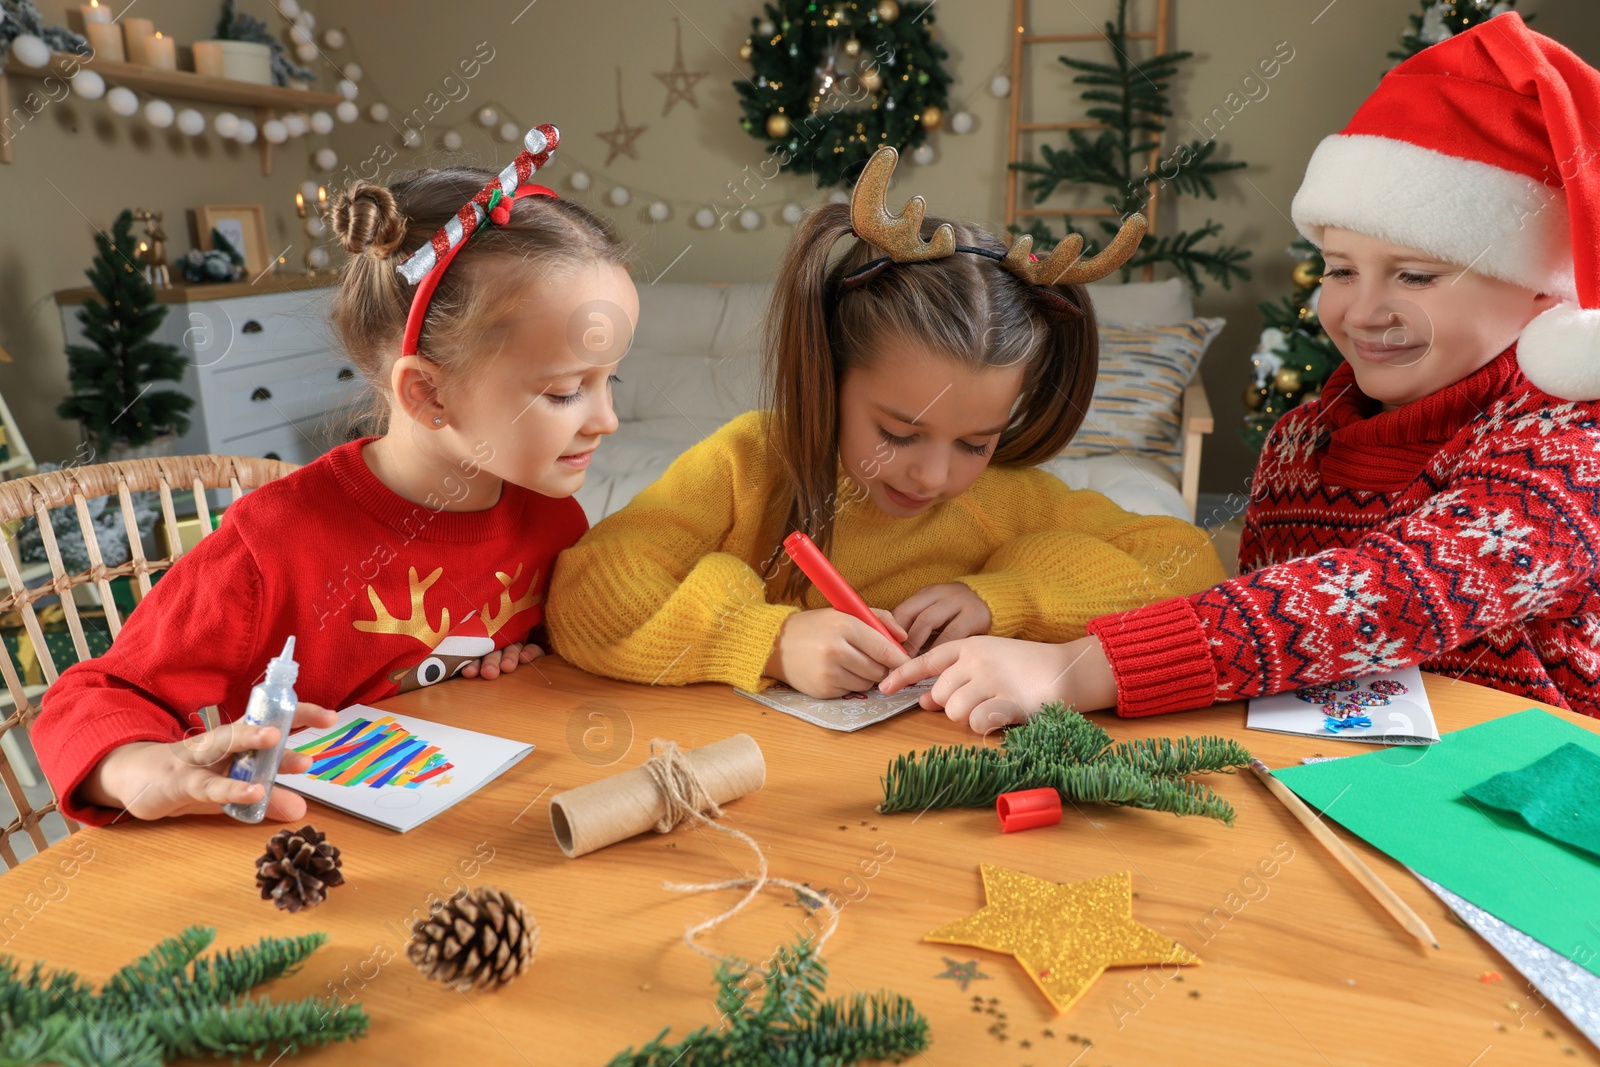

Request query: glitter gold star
[{"left": 925, "top": 866, "right": 1198, "bottom": 1013}]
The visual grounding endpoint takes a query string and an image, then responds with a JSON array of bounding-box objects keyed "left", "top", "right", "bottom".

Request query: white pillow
[{"left": 1084, "top": 278, "right": 1195, "bottom": 327}]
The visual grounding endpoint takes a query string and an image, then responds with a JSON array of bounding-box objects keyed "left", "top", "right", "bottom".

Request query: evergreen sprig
[
  {"left": 1007, "top": 0, "right": 1251, "bottom": 293},
  {"left": 878, "top": 702, "right": 1250, "bottom": 824},
  {"left": 0, "top": 927, "right": 368, "bottom": 1067},
  {"left": 607, "top": 937, "right": 929, "bottom": 1066}
]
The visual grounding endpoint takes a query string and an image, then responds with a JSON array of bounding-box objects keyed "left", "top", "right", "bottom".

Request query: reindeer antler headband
[
  {"left": 840, "top": 146, "right": 1147, "bottom": 317},
  {"left": 394, "top": 124, "right": 562, "bottom": 356}
]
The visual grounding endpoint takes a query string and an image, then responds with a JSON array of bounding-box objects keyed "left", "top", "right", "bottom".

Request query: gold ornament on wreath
[
  {"left": 1273, "top": 368, "right": 1303, "bottom": 393},
  {"left": 1291, "top": 259, "right": 1322, "bottom": 290},
  {"left": 921, "top": 104, "right": 943, "bottom": 130},
  {"left": 767, "top": 113, "right": 792, "bottom": 138},
  {"left": 876, "top": 0, "right": 900, "bottom": 23}
]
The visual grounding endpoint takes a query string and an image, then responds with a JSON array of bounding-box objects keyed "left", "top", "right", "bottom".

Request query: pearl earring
[{"left": 432, "top": 416, "right": 444, "bottom": 426}]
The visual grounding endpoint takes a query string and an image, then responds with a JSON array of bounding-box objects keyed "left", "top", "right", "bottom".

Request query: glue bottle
[{"left": 223, "top": 636, "right": 300, "bottom": 824}]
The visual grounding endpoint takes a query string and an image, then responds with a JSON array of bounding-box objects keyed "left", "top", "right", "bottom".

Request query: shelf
[
  {"left": 2, "top": 51, "right": 345, "bottom": 175},
  {"left": 54, "top": 271, "right": 336, "bottom": 307}
]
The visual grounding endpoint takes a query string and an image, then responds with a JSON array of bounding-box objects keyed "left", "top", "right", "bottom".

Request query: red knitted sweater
[{"left": 1087, "top": 347, "right": 1600, "bottom": 718}]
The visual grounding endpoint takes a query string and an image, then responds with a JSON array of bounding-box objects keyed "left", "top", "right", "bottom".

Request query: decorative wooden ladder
[{"left": 1002, "top": 0, "right": 1173, "bottom": 282}]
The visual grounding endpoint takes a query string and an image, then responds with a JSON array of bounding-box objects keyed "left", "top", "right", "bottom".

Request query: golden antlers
[
  {"left": 1000, "top": 219, "right": 1148, "bottom": 286},
  {"left": 851, "top": 147, "right": 955, "bottom": 262},
  {"left": 847, "top": 145, "right": 1147, "bottom": 286}
]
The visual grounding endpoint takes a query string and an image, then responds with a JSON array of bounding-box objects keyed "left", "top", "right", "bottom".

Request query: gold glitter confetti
[{"left": 924, "top": 866, "right": 1198, "bottom": 1013}]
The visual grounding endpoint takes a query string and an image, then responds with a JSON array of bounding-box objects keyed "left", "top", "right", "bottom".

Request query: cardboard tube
[{"left": 549, "top": 734, "right": 766, "bottom": 858}]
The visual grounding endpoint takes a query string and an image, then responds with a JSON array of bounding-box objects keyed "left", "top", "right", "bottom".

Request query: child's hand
[
  {"left": 764, "top": 608, "right": 910, "bottom": 698},
  {"left": 880, "top": 635, "right": 1117, "bottom": 733},
  {"left": 81, "top": 702, "right": 338, "bottom": 821},
  {"left": 457, "top": 641, "right": 544, "bottom": 680},
  {"left": 892, "top": 583, "right": 992, "bottom": 654}
]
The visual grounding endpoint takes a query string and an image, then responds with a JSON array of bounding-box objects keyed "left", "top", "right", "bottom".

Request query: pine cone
[
  {"left": 407, "top": 885, "right": 538, "bottom": 992},
  {"left": 255, "top": 824, "right": 345, "bottom": 912}
]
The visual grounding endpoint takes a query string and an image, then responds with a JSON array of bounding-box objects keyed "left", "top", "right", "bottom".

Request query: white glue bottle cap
[{"left": 264, "top": 635, "right": 299, "bottom": 688}]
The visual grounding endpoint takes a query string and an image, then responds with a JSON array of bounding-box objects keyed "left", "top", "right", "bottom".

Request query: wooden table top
[{"left": 1, "top": 661, "right": 1591, "bottom": 1066}]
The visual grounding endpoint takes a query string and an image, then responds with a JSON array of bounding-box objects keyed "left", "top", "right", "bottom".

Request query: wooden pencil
[{"left": 1248, "top": 757, "right": 1440, "bottom": 950}]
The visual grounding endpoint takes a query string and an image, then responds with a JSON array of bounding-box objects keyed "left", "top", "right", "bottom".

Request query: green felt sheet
[
  {"left": 1274, "top": 709, "right": 1600, "bottom": 978},
  {"left": 1465, "top": 743, "right": 1600, "bottom": 860}
]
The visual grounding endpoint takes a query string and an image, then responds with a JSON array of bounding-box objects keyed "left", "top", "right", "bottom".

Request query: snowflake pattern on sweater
[{"left": 1087, "top": 349, "right": 1600, "bottom": 718}]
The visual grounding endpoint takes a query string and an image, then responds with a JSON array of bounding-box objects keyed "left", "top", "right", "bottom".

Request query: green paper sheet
[
  {"left": 1465, "top": 743, "right": 1600, "bottom": 860},
  {"left": 1275, "top": 709, "right": 1600, "bottom": 978}
]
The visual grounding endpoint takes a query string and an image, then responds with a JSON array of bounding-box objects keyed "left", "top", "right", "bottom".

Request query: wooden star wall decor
[
  {"left": 598, "top": 66, "right": 647, "bottom": 166},
  {"left": 925, "top": 865, "right": 1198, "bottom": 1013},
  {"left": 653, "top": 17, "right": 705, "bottom": 116}
]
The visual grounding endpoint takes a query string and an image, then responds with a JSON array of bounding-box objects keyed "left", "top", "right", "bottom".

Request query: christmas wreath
[{"left": 734, "top": 0, "right": 952, "bottom": 187}]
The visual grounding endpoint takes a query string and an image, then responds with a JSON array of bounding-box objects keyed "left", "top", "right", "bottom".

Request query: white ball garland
[
  {"left": 235, "top": 118, "right": 258, "bottom": 144},
  {"left": 262, "top": 118, "right": 288, "bottom": 143},
  {"left": 280, "top": 0, "right": 301, "bottom": 18},
  {"left": 323, "top": 28, "right": 346, "bottom": 49},
  {"left": 499, "top": 121, "right": 520, "bottom": 143},
  {"left": 442, "top": 129, "right": 463, "bottom": 151},
  {"left": 827, "top": 189, "right": 850, "bottom": 204},
  {"left": 368, "top": 102, "right": 390, "bottom": 123},
  {"left": 401, "top": 128, "right": 422, "bottom": 148},
  {"left": 314, "top": 146, "right": 339, "bottom": 170},
  {"left": 300, "top": 180, "right": 321, "bottom": 203},
  {"left": 310, "top": 111, "right": 334, "bottom": 135},
  {"left": 290, "top": 23, "right": 312, "bottom": 45},
  {"left": 106, "top": 86, "right": 139, "bottom": 117},
  {"left": 337, "top": 79, "right": 359, "bottom": 101},
  {"left": 569, "top": 170, "right": 592, "bottom": 191},
  {"left": 304, "top": 215, "right": 327, "bottom": 237},
  {"left": 10, "top": 33, "right": 49, "bottom": 68},
  {"left": 284, "top": 113, "right": 309, "bottom": 137},
  {"left": 71, "top": 69, "right": 105, "bottom": 101},
  {"left": 608, "top": 186, "right": 631, "bottom": 207},
  {"left": 295, "top": 41, "right": 317, "bottom": 62},
  {"left": 781, "top": 202, "right": 804, "bottom": 225},
  {"left": 343, "top": 62, "right": 363, "bottom": 82},
  {"left": 989, "top": 74, "right": 1012, "bottom": 98},
  {"left": 477, "top": 106, "right": 498, "bottom": 128},
  {"left": 335, "top": 100, "right": 359, "bottom": 123},
  {"left": 213, "top": 111, "right": 240, "bottom": 139},
  {"left": 648, "top": 200, "right": 670, "bottom": 222},
  {"left": 694, "top": 206, "right": 718, "bottom": 229},
  {"left": 143, "top": 99, "right": 174, "bottom": 128},
  {"left": 738, "top": 208, "right": 761, "bottom": 231},
  {"left": 176, "top": 108, "right": 206, "bottom": 136},
  {"left": 307, "top": 246, "right": 330, "bottom": 270},
  {"left": 949, "top": 110, "right": 974, "bottom": 134},
  {"left": 911, "top": 143, "right": 935, "bottom": 165}
]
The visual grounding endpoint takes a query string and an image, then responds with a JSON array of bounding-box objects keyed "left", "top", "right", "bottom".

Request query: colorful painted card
[
  {"left": 275, "top": 706, "right": 533, "bottom": 832},
  {"left": 1246, "top": 666, "right": 1439, "bottom": 745},
  {"left": 735, "top": 680, "right": 935, "bottom": 732}
]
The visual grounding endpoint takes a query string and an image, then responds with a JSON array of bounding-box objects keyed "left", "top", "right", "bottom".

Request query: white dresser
[{"left": 54, "top": 276, "right": 368, "bottom": 466}]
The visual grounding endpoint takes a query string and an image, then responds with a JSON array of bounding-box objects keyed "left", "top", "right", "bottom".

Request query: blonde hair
[
  {"left": 764, "top": 203, "right": 1098, "bottom": 600},
  {"left": 327, "top": 167, "right": 631, "bottom": 429}
]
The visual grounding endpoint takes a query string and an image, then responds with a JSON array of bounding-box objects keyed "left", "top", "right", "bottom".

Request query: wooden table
[{"left": 1, "top": 662, "right": 1591, "bottom": 1065}]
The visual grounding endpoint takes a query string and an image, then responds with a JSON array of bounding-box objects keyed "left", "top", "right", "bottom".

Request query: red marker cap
[{"left": 996, "top": 788, "right": 1062, "bottom": 833}]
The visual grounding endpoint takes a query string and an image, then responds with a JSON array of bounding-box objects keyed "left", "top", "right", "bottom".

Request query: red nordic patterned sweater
[
  {"left": 1086, "top": 346, "right": 1600, "bottom": 718},
  {"left": 32, "top": 439, "right": 587, "bottom": 825}
]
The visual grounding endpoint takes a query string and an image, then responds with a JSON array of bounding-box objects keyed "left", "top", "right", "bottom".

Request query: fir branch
[{"left": 879, "top": 703, "right": 1249, "bottom": 824}]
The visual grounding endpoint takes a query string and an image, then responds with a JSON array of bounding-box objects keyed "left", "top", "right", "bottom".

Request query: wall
[{"left": 2, "top": 0, "right": 1595, "bottom": 492}]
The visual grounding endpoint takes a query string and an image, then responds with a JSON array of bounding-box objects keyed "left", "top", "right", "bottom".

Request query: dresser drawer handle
[
  {"left": 250, "top": 387, "right": 272, "bottom": 401},
  {"left": 264, "top": 451, "right": 281, "bottom": 460},
  {"left": 242, "top": 320, "right": 264, "bottom": 334},
  {"left": 337, "top": 367, "right": 355, "bottom": 381}
]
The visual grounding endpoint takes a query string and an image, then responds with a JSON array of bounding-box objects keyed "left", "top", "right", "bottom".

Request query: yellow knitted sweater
[{"left": 548, "top": 411, "right": 1226, "bottom": 690}]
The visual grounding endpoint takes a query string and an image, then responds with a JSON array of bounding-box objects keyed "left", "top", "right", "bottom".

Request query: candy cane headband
[{"left": 396, "top": 124, "right": 562, "bottom": 356}]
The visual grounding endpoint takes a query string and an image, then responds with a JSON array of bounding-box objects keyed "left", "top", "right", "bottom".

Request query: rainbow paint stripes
[{"left": 293, "top": 715, "right": 455, "bottom": 788}]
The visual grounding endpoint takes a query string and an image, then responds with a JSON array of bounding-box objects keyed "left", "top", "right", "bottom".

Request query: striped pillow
[{"left": 1062, "top": 318, "right": 1226, "bottom": 479}]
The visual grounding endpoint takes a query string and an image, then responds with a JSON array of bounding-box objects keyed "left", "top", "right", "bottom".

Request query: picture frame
[{"left": 193, "top": 204, "right": 269, "bottom": 277}]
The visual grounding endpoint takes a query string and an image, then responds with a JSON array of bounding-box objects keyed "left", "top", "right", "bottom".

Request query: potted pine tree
[{"left": 57, "top": 210, "right": 194, "bottom": 461}]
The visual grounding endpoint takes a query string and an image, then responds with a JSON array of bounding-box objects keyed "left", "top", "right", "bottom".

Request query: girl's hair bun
[{"left": 330, "top": 179, "right": 408, "bottom": 259}]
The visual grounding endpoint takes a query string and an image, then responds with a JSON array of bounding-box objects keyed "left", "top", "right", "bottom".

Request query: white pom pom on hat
[{"left": 1289, "top": 13, "right": 1600, "bottom": 400}]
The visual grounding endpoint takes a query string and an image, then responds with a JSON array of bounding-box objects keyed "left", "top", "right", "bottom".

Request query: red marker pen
[{"left": 783, "top": 531, "right": 904, "bottom": 649}]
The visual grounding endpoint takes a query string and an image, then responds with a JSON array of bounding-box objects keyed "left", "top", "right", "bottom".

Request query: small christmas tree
[
  {"left": 607, "top": 937, "right": 928, "bottom": 1066},
  {"left": 57, "top": 210, "right": 194, "bottom": 451},
  {"left": 879, "top": 702, "right": 1251, "bottom": 824},
  {"left": 1391, "top": 0, "right": 1525, "bottom": 63},
  {"left": 0, "top": 926, "right": 368, "bottom": 1065},
  {"left": 1009, "top": 0, "right": 1252, "bottom": 293},
  {"left": 1241, "top": 240, "right": 1343, "bottom": 450}
]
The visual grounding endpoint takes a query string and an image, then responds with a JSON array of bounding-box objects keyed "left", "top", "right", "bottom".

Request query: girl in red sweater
[
  {"left": 882, "top": 15, "right": 1600, "bottom": 731},
  {"left": 34, "top": 126, "right": 638, "bottom": 823}
]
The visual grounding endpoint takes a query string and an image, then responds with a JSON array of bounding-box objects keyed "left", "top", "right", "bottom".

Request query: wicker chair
[{"left": 0, "top": 455, "right": 298, "bottom": 867}]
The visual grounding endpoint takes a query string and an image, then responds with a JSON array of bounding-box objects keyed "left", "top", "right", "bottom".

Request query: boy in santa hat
[{"left": 878, "top": 12, "right": 1600, "bottom": 730}]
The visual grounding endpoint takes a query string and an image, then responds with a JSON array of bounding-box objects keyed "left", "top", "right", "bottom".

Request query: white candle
[
  {"left": 85, "top": 20, "right": 124, "bottom": 62},
  {"left": 144, "top": 32, "right": 175, "bottom": 71},
  {"left": 121, "top": 17, "right": 153, "bottom": 64},
  {"left": 80, "top": 0, "right": 111, "bottom": 24}
]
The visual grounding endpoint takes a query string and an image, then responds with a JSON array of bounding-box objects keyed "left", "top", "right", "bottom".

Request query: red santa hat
[{"left": 1290, "top": 13, "right": 1600, "bottom": 400}]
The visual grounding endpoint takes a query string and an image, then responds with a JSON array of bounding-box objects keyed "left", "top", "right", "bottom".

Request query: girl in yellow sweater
[{"left": 547, "top": 147, "right": 1224, "bottom": 698}]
